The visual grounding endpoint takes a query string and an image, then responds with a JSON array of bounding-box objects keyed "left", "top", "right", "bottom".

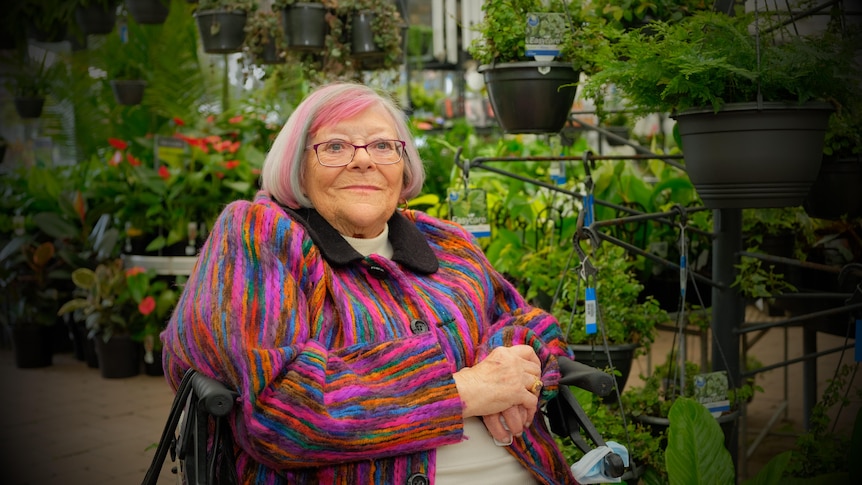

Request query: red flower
[
  {"left": 138, "top": 296, "right": 156, "bottom": 316},
  {"left": 251, "top": 168, "right": 261, "bottom": 175},
  {"left": 223, "top": 160, "right": 240, "bottom": 170},
  {"left": 73, "top": 191, "right": 86, "bottom": 224},
  {"left": 227, "top": 141, "right": 240, "bottom": 153},
  {"left": 228, "top": 115, "right": 244, "bottom": 124},
  {"left": 206, "top": 115, "right": 215, "bottom": 124},
  {"left": 158, "top": 165, "right": 170, "bottom": 180},
  {"left": 126, "top": 153, "right": 142, "bottom": 166},
  {"left": 108, "top": 138, "right": 128, "bottom": 150},
  {"left": 215, "top": 171, "right": 225, "bottom": 179},
  {"left": 125, "top": 266, "right": 146, "bottom": 277},
  {"left": 173, "top": 117, "right": 185, "bottom": 126}
]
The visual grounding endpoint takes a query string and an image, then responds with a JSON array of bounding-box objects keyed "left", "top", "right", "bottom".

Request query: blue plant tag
[
  {"left": 448, "top": 188, "right": 491, "bottom": 238},
  {"left": 679, "top": 254, "right": 687, "bottom": 297},
  {"left": 585, "top": 287, "right": 597, "bottom": 335},
  {"left": 584, "top": 194, "right": 594, "bottom": 226}
]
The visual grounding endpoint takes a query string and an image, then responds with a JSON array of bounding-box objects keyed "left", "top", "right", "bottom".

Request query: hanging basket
[
  {"left": 75, "top": 4, "right": 117, "bottom": 35},
  {"left": 125, "top": 0, "right": 169, "bottom": 25},
  {"left": 14, "top": 97, "right": 45, "bottom": 119},
  {"left": 195, "top": 9, "right": 248, "bottom": 54},
  {"left": 479, "top": 61, "right": 580, "bottom": 134},
  {"left": 803, "top": 155, "right": 862, "bottom": 220},
  {"left": 351, "top": 10, "right": 380, "bottom": 58},
  {"left": 568, "top": 342, "right": 640, "bottom": 392},
  {"left": 281, "top": 2, "right": 326, "bottom": 52},
  {"left": 673, "top": 101, "right": 833, "bottom": 209},
  {"left": 110, "top": 79, "right": 147, "bottom": 106}
]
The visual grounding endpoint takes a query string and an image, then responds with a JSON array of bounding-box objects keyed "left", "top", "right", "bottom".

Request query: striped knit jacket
[{"left": 161, "top": 191, "right": 578, "bottom": 485}]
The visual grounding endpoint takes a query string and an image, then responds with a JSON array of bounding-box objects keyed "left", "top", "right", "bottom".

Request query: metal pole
[{"left": 711, "top": 208, "right": 743, "bottom": 472}]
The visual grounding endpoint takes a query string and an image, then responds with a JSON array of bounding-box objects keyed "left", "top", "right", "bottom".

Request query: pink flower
[
  {"left": 138, "top": 296, "right": 156, "bottom": 316},
  {"left": 109, "top": 150, "right": 122, "bottom": 166},
  {"left": 108, "top": 138, "right": 128, "bottom": 150},
  {"left": 228, "top": 115, "right": 244, "bottom": 124}
]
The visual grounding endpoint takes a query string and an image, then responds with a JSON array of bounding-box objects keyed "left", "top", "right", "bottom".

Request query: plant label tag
[
  {"left": 525, "top": 12, "right": 566, "bottom": 61},
  {"left": 448, "top": 188, "right": 491, "bottom": 238},
  {"left": 694, "top": 371, "right": 730, "bottom": 418},
  {"left": 155, "top": 135, "right": 188, "bottom": 169},
  {"left": 584, "top": 287, "right": 597, "bottom": 334},
  {"left": 549, "top": 161, "right": 566, "bottom": 184}
]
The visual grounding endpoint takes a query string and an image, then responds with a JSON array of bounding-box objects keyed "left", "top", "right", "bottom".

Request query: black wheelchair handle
[
  {"left": 603, "top": 452, "right": 625, "bottom": 479},
  {"left": 190, "top": 372, "right": 238, "bottom": 417},
  {"left": 557, "top": 356, "right": 615, "bottom": 397}
]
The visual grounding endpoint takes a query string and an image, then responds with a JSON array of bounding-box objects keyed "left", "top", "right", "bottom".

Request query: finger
[
  {"left": 508, "top": 344, "right": 542, "bottom": 367},
  {"left": 483, "top": 413, "right": 511, "bottom": 444},
  {"left": 501, "top": 406, "right": 525, "bottom": 436}
]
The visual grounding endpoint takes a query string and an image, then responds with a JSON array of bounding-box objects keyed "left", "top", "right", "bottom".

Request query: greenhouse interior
[{"left": 1, "top": 0, "right": 861, "bottom": 484}]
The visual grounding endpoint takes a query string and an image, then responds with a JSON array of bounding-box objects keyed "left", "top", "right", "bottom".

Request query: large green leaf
[{"left": 666, "top": 397, "right": 735, "bottom": 485}]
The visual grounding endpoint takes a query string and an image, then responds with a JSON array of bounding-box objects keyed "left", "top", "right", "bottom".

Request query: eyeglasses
[{"left": 308, "top": 139, "right": 406, "bottom": 167}]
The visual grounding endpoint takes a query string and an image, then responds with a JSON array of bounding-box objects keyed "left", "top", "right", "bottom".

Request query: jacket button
[
  {"left": 368, "top": 264, "right": 387, "bottom": 279},
  {"left": 409, "top": 319, "right": 429, "bottom": 334},
  {"left": 406, "top": 473, "right": 429, "bottom": 485}
]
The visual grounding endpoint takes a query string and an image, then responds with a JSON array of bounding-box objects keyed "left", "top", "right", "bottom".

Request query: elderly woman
[{"left": 162, "top": 82, "right": 577, "bottom": 484}]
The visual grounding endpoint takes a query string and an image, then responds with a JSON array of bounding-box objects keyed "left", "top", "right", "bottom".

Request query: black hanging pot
[
  {"left": 803, "top": 155, "right": 862, "bottom": 220},
  {"left": 125, "top": 0, "right": 169, "bottom": 25},
  {"left": 673, "top": 101, "right": 833, "bottom": 209},
  {"left": 282, "top": 2, "right": 326, "bottom": 52},
  {"left": 256, "top": 36, "right": 285, "bottom": 65},
  {"left": 478, "top": 61, "right": 581, "bottom": 134},
  {"left": 110, "top": 79, "right": 147, "bottom": 106},
  {"left": 351, "top": 10, "right": 380, "bottom": 57},
  {"left": 75, "top": 4, "right": 117, "bottom": 35},
  {"left": 195, "top": 9, "right": 248, "bottom": 54},
  {"left": 14, "top": 97, "right": 45, "bottom": 119},
  {"left": 568, "top": 342, "right": 640, "bottom": 392}
]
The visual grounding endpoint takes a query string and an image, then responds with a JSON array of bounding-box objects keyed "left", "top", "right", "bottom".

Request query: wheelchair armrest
[
  {"left": 558, "top": 356, "right": 615, "bottom": 397},
  {"left": 189, "top": 372, "right": 238, "bottom": 417}
]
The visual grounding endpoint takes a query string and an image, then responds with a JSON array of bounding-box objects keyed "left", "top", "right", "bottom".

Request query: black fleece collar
[{"left": 284, "top": 207, "right": 439, "bottom": 274}]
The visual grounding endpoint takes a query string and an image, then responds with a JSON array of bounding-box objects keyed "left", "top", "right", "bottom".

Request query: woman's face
[{"left": 302, "top": 105, "right": 404, "bottom": 238}]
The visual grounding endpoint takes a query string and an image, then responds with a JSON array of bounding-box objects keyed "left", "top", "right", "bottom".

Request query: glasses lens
[
  {"left": 367, "top": 140, "right": 403, "bottom": 164},
  {"left": 316, "top": 141, "right": 352, "bottom": 166}
]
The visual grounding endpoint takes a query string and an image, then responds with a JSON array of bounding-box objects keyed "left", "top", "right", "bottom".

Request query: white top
[{"left": 342, "top": 224, "right": 394, "bottom": 258}]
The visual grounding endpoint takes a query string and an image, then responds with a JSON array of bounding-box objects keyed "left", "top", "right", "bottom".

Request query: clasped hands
[{"left": 452, "top": 345, "right": 543, "bottom": 445}]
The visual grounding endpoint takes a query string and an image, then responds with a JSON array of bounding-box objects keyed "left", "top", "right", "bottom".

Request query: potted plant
[
  {"left": 74, "top": 0, "right": 120, "bottom": 36},
  {"left": 518, "top": 241, "right": 668, "bottom": 391},
  {"left": 125, "top": 267, "right": 178, "bottom": 376},
  {"left": 124, "top": 0, "right": 170, "bottom": 25},
  {"left": 5, "top": 50, "right": 58, "bottom": 119},
  {"left": 468, "top": 0, "right": 607, "bottom": 134},
  {"left": 194, "top": 0, "right": 256, "bottom": 54},
  {"left": 57, "top": 258, "right": 143, "bottom": 378},
  {"left": 335, "top": 0, "right": 403, "bottom": 70},
  {"left": 804, "top": 73, "right": 862, "bottom": 220},
  {"left": 243, "top": 8, "right": 287, "bottom": 64},
  {"left": 108, "top": 60, "right": 148, "bottom": 106},
  {"left": 583, "top": 10, "right": 860, "bottom": 209},
  {"left": 273, "top": 0, "right": 328, "bottom": 52},
  {"left": 583, "top": 0, "right": 710, "bottom": 31}
]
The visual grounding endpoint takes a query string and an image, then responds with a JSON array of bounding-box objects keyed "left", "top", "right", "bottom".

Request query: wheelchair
[{"left": 142, "top": 356, "right": 626, "bottom": 485}]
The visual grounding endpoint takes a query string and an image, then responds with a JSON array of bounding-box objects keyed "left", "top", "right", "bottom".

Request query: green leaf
[
  {"left": 33, "top": 211, "right": 78, "bottom": 240},
  {"left": 71, "top": 268, "right": 97, "bottom": 289},
  {"left": 742, "top": 450, "right": 791, "bottom": 485},
  {"left": 666, "top": 397, "right": 735, "bottom": 485}
]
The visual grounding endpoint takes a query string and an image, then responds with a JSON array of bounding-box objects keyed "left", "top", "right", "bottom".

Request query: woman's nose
[{"left": 349, "top": 146, "right": 375, "bottom": 169}]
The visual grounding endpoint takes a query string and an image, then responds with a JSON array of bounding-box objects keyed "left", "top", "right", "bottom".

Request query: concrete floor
[{"left": 0, "top": 304, "right": 859, "bottom": 484}]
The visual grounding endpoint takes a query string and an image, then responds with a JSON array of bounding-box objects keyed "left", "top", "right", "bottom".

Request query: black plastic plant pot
[
  {"left": 351, "top": 11, "right": 379, "bottom": 57},
  {"left": 14, "top": 97, "right": 45, "bottom": 119},
  {"left": 110, "top": 80, "right": 147, "bottom": 106},
  {"left": 75, "top": 4, "right": 117, "bottom": 35},
  {"left": 803, "top": 156, "right": 862, "bottom": 220},
  {"left": 479, "top": 61, "right": 580, "bottom": 135},
  {"left": 282, "top": 2, "right": 326, "bottom": 52},
  {"left": 674, "top": 101, "right": 832, "bottom": 209},
  {"left": 195, "top": 10, "right": 248, "bottom": 54},
  {"left": 125, "top": 0, "right": 169, "bottom": 25},
  {"left": 11, "top": 325, "right": 54, "bottom": 369}
]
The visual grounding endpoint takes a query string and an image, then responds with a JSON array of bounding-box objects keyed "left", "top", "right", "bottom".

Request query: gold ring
[{"left": 531, "top": 378, "right": 543, "bottom": 395}]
